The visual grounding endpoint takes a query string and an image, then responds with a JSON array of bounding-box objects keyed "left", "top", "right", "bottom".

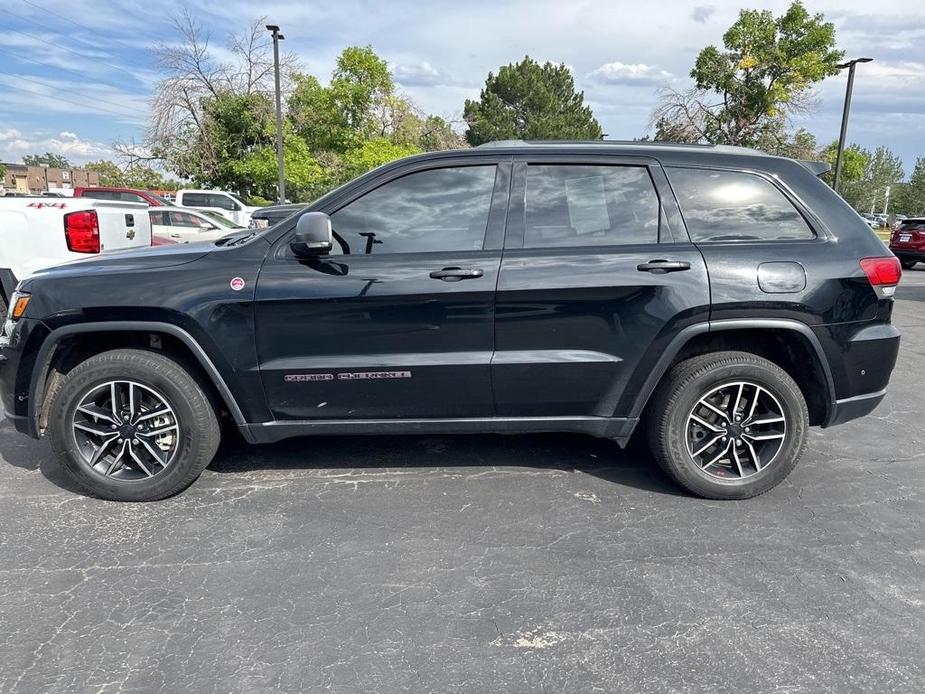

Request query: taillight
[
  {"left": 860, "top": 256, "right": 902, "bottom": 298},
  {"left": 64, "top": 210, "right": 100, "bottom": 253}
]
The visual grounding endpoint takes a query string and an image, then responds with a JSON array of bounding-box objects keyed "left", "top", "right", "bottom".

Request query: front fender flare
[{"left": 28, "top": 321, "right": 247, "bottom": 430}]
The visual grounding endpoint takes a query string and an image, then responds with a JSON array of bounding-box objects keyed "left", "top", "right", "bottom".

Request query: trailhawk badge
[{"left": 230, "top": 277, "right": 246, "bottom": 291}]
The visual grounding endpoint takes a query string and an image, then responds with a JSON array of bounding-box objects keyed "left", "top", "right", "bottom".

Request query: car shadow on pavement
[
  {"left": 208, "top": 428, "right": 686, "bottom": 497},
  {"left": 0, "top": 420, "right": 88, "bottom": 494},
  {"left": 0, "top": 419, "right": 684, "bottom": 497}
]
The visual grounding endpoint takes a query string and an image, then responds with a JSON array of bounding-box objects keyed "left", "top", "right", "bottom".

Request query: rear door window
[
  {"left": 524, "top": 165, "right": 660, "bottom": 247},
  {"left": 669, "top": 168, "right": 814, "bottom": 242},
  {"left": 899, "top": 220, "right": 925, "bottom": 231},
  {"left": 182, "top": 193, "right": 209, "bottom": 207}
]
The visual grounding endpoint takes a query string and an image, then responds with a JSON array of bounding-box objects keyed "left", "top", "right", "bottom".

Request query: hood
[{"left": 27, "top": 243, "right": 212, "bottom": 282}]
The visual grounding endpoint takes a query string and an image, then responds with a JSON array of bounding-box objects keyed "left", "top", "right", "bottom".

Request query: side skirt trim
[{"left": 240, "top": 416, "right": 638, "bottom": 445}]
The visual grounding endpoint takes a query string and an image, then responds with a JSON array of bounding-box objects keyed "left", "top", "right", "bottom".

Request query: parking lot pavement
[{"left": 0, "top": 276, "right": 923, "bottom": 693}]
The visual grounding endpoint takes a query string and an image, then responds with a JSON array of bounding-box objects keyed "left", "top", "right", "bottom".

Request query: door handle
[
  {"left": 429, "top": 267, "right": 484, "bottom": 281},
  {"left": 637, "top": 259, "right": 691, "bottom": 273}
]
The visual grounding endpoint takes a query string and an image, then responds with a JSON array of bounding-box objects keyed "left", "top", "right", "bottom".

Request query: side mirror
[{"left": 290, "top": 212, "right": 333, "bottom": 257}]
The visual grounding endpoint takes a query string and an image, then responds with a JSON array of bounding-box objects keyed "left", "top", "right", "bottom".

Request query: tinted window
[
  {"left": 899, "top": 220, "right": 925, "bottom": 231},
  {"left": 209, "top": 194, "right": 237, "bottom": 211},
  {"left": 82, "top": 190, "right": 117, "bottom": 201},
  {"left": 150, "top": 210, "right": 169, "bottom": 225},
  {"left": 524, "top": 165, "right": 659, "bottom": 247},
  {"left": 331, "top": 166, "right": 496, "bottom": 254},
  {"left": 669, "top": 168, "right": 814, "bottom": 242},
  {"left": 169, "top": 211, "right": 205, "bottom": 228},
  {"left": 183, "top": 193, "right": 209, "bottom": 207}
]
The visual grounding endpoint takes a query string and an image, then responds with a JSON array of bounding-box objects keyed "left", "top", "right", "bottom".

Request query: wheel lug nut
[
  {"left": 132, "top": 439, "right": 139, "bottom": 445},
  {"left": 110, "top": 425, "right": 117, "bottom": 430}
]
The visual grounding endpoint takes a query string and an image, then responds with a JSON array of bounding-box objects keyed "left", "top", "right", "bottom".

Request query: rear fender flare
[{"left": 627, "top": 318, "right": 836, "bottom": 420}]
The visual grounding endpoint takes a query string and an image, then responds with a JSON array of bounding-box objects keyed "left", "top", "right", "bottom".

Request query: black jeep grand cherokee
[{"left": 0, "top": 141, "right": 902, "bottom": 501}]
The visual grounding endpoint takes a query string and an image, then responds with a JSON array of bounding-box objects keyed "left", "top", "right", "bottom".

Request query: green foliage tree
[
  {"left": 23, "top": 152, "right": 72, "bottom": 168},
  {"left": 891, "top": 157, "right": 925, "bottom": 216},
  {"left": 0, "top": 163, "right": 6, "bottom": 181},
  {"left": 652, "top": 2, "right": 842, "bottom": 148},
  {"left": 85, "top": 159, "right": 179, "bottom": 191},
  {"left": 85, "top": 160, "right": 124, "bottom": 186},
  {"left": 464, "top": 57, "right": 602, "bottom": 145},
  {"left": 861, "top": 146, "right": 904, "bottom": 213},
  {"left": 820, "top": 141, "right": 870, "bottom": 207},
  {"left": 148, "top": 17, "right": 459, "bottom": 202}
]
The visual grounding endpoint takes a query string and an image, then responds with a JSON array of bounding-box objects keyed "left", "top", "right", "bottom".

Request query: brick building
[{"left": 1, "top": 163, "right": 99, "bottom": 194}]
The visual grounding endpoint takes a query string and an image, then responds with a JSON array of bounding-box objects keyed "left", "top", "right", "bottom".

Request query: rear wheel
[
  {"left": 647, "top": 351, "right": 808, "bottom": 499},
  {"left": 899, "top": 259, "right": 917, "bottom": 270},
  {"left": 47, "top": 349, "right": 220, "bottom": 501}
]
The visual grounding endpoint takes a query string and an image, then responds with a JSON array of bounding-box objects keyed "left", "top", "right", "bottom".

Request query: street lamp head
[
  {"left": 838, "top": 57, "right": 874, "bottom": 69},
  {"left": 278, "top": 34, "right": 285, "bottom": 41},
  {"left": 265, "top": 24, "right": 280, "bottom": 32}
]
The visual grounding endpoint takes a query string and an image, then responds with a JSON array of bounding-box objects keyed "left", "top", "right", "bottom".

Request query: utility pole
[
  {"left": 266, "top": 24, "right": 286, "bottom": 203},
  {"left": 833, "top": 57, "right": 872, "bottom": 195}
]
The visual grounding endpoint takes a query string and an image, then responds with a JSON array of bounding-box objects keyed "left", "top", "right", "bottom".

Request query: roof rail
[{"left": 475, "top": 139, "right": 722, "bottom": 149}]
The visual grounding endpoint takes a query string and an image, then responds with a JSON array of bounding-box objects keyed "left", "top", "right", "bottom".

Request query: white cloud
[
  {"left": 587, "top": 62, "right": 673, "bottom": 86},
  {"left": 393, "top": 61, "right": 445, "bottom": 86},
  {"left": 0, "top": 128, "right": 113, "bottom": 164},
  {"left": 691, "top": 6, "right": 715, "bottom": 23}
]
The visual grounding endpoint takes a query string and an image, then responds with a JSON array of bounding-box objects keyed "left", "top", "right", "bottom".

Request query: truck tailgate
[{"left": 94, "top": 201, "right": 152, "bottom": 251}]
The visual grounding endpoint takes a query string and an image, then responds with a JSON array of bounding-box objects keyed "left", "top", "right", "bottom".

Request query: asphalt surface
[{"left": 2, "top": 272, "right": 924, "bottom": 694}]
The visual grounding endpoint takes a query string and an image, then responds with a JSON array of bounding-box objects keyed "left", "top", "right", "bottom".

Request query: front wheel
[
  {"left": 47, "top": 349, "right": 221, "bottom": 501},
  {"left": 647, "top": 351, "right": 808, "bottom": 499},
  {"left": 899, "top": 259, "right": 917, "bottom": 270}
]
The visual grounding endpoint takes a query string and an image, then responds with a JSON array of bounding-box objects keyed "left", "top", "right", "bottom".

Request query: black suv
[{"left": 0, "top": 142, "right": 902, "bottom": 501}]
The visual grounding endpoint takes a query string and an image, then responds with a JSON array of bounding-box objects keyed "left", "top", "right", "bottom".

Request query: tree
[
  {"left": 23, "top": 152, "right": 72, "bottom": 168},
  {"left": 891, "top": 157, "right": 925, "bottom": 216},
  {"left": 85, "top": 160, "right": 125, "bottom": 186},
  {"left": 145, "top": 11, "right": 298, "bottom": 186},
  {"left": 463, "top": 57, "right": 602, "bottom": 145},
  {"left": 651, "top": 2, "right": 842, "bottom": 148},
  {"left": 0, "top": 163, "right": 7, "bottom": 181},
  {"left": 820, "top": 141, "right": 870, "bottom": 207},
  {"left": 861, "top": 146, "right": 904, "bottom": 214},
  {"left": 85, "top": 160, "right": 180, "bottom": 191}
]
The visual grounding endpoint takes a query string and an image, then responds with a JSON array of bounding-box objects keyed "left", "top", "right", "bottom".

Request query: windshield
[
  {"left": 152, "top": 194, "right": 175, "bottom": 206},
  {"left": 899, "top": 220, "right": 925, "bottom": 230},
  {"left": 201, "top": 210, "right": 241, "bottom": 228}
]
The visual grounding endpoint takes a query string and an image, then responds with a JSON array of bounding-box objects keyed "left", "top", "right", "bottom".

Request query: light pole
[
  {"left": 832, "top": 57, "right": 872, "bottom": 194},
  {"left": 266, "top": 24, "right": 286, "bottom": 203}
]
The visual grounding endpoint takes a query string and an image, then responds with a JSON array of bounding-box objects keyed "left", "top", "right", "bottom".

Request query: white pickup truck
[{"left": 0, "top": 197, "right": 152, "bottom": 311}]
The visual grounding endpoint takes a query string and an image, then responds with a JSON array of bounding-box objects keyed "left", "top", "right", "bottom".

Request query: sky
[{"left": 0, "top": 0, "right": 923, "bottom": 177}]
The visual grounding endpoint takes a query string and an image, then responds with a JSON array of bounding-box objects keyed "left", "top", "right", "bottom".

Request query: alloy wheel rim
[
  {"left": 71, "top": 380, "right": 180, "bottom": 481},
  {"left": 685, "top": 380, "right": 787, "bottom": 481}
]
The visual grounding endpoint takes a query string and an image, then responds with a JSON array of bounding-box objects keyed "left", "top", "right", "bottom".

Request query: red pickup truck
[{"left": 73, "top": 187, "right": 174, "bottom": 207}]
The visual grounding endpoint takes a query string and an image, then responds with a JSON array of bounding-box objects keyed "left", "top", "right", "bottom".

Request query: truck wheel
[
  {"left": 47, "top": 349, "right": 220, "bottom": 501},
  {"left": 646, "top": 351, "right": 808, "bottom": 500}
]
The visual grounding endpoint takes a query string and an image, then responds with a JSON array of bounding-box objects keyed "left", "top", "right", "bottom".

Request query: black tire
[
  {"left": 47, "top": 349, "right": 220, "bottom": 501},
  {"left": 646, "top": 351, "right": 808, "bottom": 500},
  {"left": 899, "top": 259, "right": 917, "bottom": 270}
]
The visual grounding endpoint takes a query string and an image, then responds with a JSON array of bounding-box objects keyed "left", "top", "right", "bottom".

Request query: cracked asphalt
[{"left": 2, "top": 273, "right": 924, "bottom": 693}]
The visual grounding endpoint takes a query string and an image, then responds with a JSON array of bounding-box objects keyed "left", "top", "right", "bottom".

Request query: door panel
[
  {"left": 255, "top": 161, "right": 509, "bottom": 421},
  {"left": 493, "top": 158, "right": 710, "bottom": 418}
]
